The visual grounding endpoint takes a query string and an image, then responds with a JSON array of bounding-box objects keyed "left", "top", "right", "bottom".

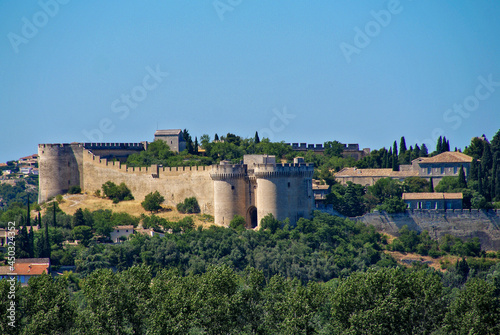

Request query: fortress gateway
[{"left": 38, "top": 141, "right": 314, "bottom": 228}]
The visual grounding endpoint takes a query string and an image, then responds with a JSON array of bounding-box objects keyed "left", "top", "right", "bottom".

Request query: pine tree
[
  {"left": 392, "top": 141, "right": 399, "bottom": 171},
  {"left": 400, "top": 137, "right": 407, "bottom": 154},
  {"left": 458, "top": 166, "right": 467, "bottom": 189},
  {"left": 428, "top": 178, "right": 434, "bottom": 192},
  {"left": 254, "top": 131, "right": 260, "bottom": 144}
]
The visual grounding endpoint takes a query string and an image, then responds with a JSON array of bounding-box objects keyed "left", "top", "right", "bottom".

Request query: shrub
[
  {"left": 68, "top": 185, "right": 81, "bottom": 194},
  {"left": 230, "top": 215, "right": 246, "bottom": 230},
  {"left": 177, "top": 197, "right": 200, "bottom": 214},
  {"left": 56, "top": 194, "right": 64, "bottom": 204},
  {"left": 101, "top": 181, "right": 134, "bottom": 202},
  {"left": 141, "top": 191, "right": 165, "bottom": 213}
]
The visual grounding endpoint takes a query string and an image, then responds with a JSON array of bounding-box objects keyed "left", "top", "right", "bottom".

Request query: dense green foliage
[
  {"left": 176, "top": 197, "right": 200, "bottom": 214},
  {"left": 3, "top": 259, "right": 500, "bottom": 334},
  {"left": 141, "top": 191, "right": 165, "bottom": 213},
  {"left": 389, "top": 225, "right": 483, "bottom": 258},
  {"left": 0, "top": 179, "right": 38, "bottom": 211},
  {"left": 101, "top": 181, "right": 134, "bottom": 203}
]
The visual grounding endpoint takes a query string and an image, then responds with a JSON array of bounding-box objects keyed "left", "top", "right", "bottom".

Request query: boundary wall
[{"left": 353, "top": 209, "right": 500, "bottom": 250}]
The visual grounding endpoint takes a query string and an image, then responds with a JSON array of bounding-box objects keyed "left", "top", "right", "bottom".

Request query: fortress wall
[
  {"left": 38, "top": 144, "right": 84, "bottom": 203},
  {"left": 353, "top": 209, "right": 500, "bottom": 250},
  {"left": 82, "top": 150, "right": 214, "bottom": 213}
]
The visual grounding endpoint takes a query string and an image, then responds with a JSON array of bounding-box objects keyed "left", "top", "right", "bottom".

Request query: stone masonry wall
[
  {"left": 82, "top": 150, "right": 215, "bottom": 214},
  {"left": 353, "top": 209, "right": 500, "bottom": 250}
]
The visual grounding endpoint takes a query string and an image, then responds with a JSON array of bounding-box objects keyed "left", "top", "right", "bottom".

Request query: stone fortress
[{"left": 38, "top": 130, "right": 314, "bottom": 228}]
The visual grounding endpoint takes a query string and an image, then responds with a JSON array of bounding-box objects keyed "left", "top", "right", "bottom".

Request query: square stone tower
[{"left": 154, "top": 129, "right": 186, "bottom": 153}]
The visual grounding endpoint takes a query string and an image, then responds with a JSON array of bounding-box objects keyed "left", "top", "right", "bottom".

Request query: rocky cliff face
[{"left": 353, "top": 209, "right": 500, "bottom": 250}]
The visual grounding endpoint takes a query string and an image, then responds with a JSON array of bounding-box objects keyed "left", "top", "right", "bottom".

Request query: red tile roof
[
  {"left": 416, "top": 152, "right": 472, "bottom": 164},
  {"left": 334, "top": 167, "right": 418, "bottom": 178},
  {"left": 402, "top": 192, "right": 463, "bottom": 200}
]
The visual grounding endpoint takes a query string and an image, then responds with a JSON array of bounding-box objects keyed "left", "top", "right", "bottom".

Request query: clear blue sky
[{"left": 1, "top": 0, "right": 499, "bottom": 162}]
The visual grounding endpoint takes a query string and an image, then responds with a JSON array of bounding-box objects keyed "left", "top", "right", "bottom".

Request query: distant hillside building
[
  {"left": 403, "top": 192, "right": 463, "bottom": 210},
  {"left": 286, "top": 142, "right": 370, "bottom": 160},
  {"left": 154, "top": 129, "right": 186, "bottom": 153},
  {"left": 0, "top": 258, "right": 50, "bottom": 285},
  {"left": 334, "top": 168, "right": 418, "bottom": 186},
  {"left": 334, "top": 151, "right": 473, "bottom": 187}
]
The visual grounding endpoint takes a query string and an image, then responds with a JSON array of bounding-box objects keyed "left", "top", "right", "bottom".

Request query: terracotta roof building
[
  {"left": 403, "top": 192, "right": 463, "bottom": 210},
  {"left": 334, "top": 168, "right": 418, "bottom": 186},
  {"left": 333, "top": 151, "right": 473, "bottom": 187},
  {"left": 0, "top": 258, "right": 50, "bottom": 285}
]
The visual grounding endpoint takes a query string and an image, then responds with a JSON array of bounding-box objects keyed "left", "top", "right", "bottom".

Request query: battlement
[
  {"left": 39, "top": 143, "right": 79, "bottom": 148},
  {"left": 83, "top": 142, "right": 144, "bottom": 150},
  {"left": 287, "top": 143, "right": 324, "bottom": 151},
  {"left": 85, "top": 150, "right": 211, "bottom": 176},
  {"left": 253, "top": 163, "right": 314, "bottom": 178},
  {"left": 210, "top": 164, "right": 247, "bottom": 180}
]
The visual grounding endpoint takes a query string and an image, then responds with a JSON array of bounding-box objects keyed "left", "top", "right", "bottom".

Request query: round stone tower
[
  {"left": 38, "top": 143, "right": 84, "bottom": 203},
  {"left": 210, "top": 162, "right": 248, "bottom": 226},
  {"left": 254, "top": 162, "right": 314, "bottom": 226}
]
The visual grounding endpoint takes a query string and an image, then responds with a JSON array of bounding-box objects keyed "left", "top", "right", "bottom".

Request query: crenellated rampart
[{"left": 82, "top": 149, "right": 214, "bottom": 212}]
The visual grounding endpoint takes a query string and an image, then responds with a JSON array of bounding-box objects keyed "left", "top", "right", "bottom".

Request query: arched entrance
[{"left": 247, "top": 206, "right": 258, "bottom": 229}]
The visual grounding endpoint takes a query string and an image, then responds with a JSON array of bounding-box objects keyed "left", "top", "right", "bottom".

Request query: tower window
[
  {"left": 288, "top": 182, "right": 291, "bottom": 188},
  {"left": 231, "top": 185, "right": 235, "bottom": 190}
]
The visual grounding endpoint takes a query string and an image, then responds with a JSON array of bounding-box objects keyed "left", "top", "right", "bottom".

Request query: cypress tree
[
  {"left": 44, "top": 214, "right": 51, "bottom": 259},
  {"left": 470, "top": 159, "right": 479, "bottom": 181},
  {"left": 495, "top": 164, "right": 500, "bottom": 201},
  {"left": 478, "top": 167, "right": 483, "bottom": 195},
  {"left": 28, "top": 226, "right": 35, "bottom": 258},
  {"left": 214, "top": 133, "right": 219, "bottom": 141},
  {"left": 26, "top": 194, "right": 30, "bottom": 227},
  {"left": 491, "top": 129, "right": 500, "bottom": 156},
  {"left": 458, "top": 166, "right": 467, "bottom": 189},
  {"left": 421, "top": 144, "right": 429, "bottom": 157},
  {"left": 428, "top": 178, "right": 434, "bottom": 192},
  {"left": 392, "top": 141, "right": 399, "bottom": 171},
  {"left": 388, "top": 147, "right": 393, "bottom": 169},
  {"left": 383, "top": 149, "right": 389, "bottom": 168},
  {"left": 436, "top": 136, "right": 443, "bottom": 154},
  {"left": 53, "top": 202, "right": 57, "bottom": 227},
  {"left": 17, "top": 224, "right": 29, "bottom": 258},
  {"left": 194, "top": 137, "right": 199, "bottom": 155},
  {"left": 415, "top": 144, "right": 421, "bottom": 157},
  {"left": 38, "top": 211, "right": 42, "bottom": 228},
  {"left": 481, "top": 143, "right": 493, "bottom": 173},
  {"left": 254, "top": 131, "right": 260, "bottom": 144},
  {"left": 400, "top": 136, "right": 407, "bottom": 154},
  {"left": 442, "top": 136, "right": 450, "bottom": 152}
]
